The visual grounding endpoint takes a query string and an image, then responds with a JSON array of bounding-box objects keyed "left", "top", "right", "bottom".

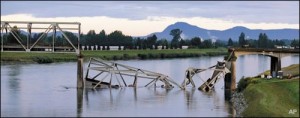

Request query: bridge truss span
[
  {"left": 1, "top": 21, "right": 81, "bottom": 54},
  {"left": 85, "top": 58, "right": 182, "bottom": 89}
]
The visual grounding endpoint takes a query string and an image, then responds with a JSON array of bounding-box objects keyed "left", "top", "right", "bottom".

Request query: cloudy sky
[{"left": 1, "top": 1, "right": 299, "bottom": 36}]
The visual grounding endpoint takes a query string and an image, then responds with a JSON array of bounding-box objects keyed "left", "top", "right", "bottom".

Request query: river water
[{"left": 1, "top": 54, "right": 299, "bottom": 117}]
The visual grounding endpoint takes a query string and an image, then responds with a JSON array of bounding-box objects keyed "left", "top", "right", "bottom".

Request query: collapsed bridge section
[
  {"left": 181, "top": 61, "right": 231, "bottom": 91},
  {"left": 85, "top": 58, "right": 182, "bottom": 89}
]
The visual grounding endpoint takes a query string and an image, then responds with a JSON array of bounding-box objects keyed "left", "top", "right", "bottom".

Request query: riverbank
[
  {"left": 1, "top": 48, "right": 227, "bottom": 63},
  {"left": 232, "top": 64, "right": 299, "bottom": 117}
]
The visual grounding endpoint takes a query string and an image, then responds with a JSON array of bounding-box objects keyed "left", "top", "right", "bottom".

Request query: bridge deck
[{"left": 231, "top": 48, "right": 299, "bottom": 53}]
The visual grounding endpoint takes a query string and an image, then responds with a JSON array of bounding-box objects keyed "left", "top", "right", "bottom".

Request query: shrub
[
  {"left": 237, "top": 77, "right": 250, "bottom": 92},
  {"left": 32, "top": 56, "right": 53, "bottom": 64},
  {"left": 138, "top": 54, "right": 148, "bottom": 60},
  {"left": 123, "top": 54, "right": 130, "bottom": 60},
  {"left": 160, "top": 53, "right": 165, "bottom": 59}
]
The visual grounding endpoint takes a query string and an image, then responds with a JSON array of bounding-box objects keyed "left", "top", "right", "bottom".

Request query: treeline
[
  {"left": 80, "top": 29, "right": 225, "bottom": 50},
  {"left": 1, "top": 26, "right": 224, "bottom": 50},
  {"left": 228, "top": 32, "right": 299, "bottom": 48},
  {"left": 2, "top": 26, "right": 299, "bottom": 50}
]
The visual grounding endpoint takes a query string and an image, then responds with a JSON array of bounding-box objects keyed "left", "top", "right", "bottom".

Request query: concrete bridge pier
[
  {"left": 224, "top": 61, "right": 236, "bottom": 91},
  {"left": 270, "top": 57, "right": 281, "bottom": 77},
  {"left": 224, "top": 60, "right": 236, "bottom": 100},
  {"left": 224, "top": 49, "right": 237, "bottom": 99}
]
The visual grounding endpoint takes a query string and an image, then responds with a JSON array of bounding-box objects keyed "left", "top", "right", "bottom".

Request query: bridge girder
[
  {"left": 229, "top": 48, "right": 299, "bottom": 78},
  {"left": 230, "top": 48, "right": 299, "bottom": 59}
]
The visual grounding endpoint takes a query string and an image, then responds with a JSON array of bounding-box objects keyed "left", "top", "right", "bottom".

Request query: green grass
[
  {"left": 1, "top": 48, "right": 227, "bottom": 63},
  {"left": 242, "top": 78, "right": 299, "bottom": 117},
  {"left": 239, "top": 64, "right": 300, "bottom": 117},
  {"left": 0, "top": 52, "right": 77, "bottom": 63}
]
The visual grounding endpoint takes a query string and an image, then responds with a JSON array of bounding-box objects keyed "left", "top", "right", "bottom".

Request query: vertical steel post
[
  {"left": 1, "top": 23, "right": 4, "bottom": 52},
  {"left": 77, "top": 23, "right": 81, "bottom": 54},
  {"left": 26, "top": 23, "right": 31, "bottom": 52},
  {"left": 77, "top": 53, "right": 84, "bottom": 88},
  {"left": 77, "top": 23, "right": 84, "bottom": 88},
  {"left": 52, "top": 23, "right": 56, "bottom": 52},
  {"left": 4, "top": 23, "right": 8, "bottom": 52}
]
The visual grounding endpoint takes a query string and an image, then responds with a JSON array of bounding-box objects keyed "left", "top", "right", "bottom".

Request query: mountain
[{"left": 144, "top": 22, "right": 299, "bottom": 41}]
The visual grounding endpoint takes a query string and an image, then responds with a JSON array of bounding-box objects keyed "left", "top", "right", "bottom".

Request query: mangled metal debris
[
  {"left": 181, "top": 61, "right": 230, "bottom": 91},
  {"left": 85, "top": 58, "right": 181, "bottom": 89},
  {"left": 84, "top": 57, "right": 231, "bottom": 92}
]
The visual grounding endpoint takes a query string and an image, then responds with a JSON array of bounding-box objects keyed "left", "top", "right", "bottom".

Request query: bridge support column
[
  {"left": 224, "top": 61, "right": 236, "bottom": 101},
  {"left": 77, "top": 53, "right": 84, "bottom": 88},
  {"left": 224, "top": 61, "right": 236, "bottom": 91},
  {"left": 270, "top": 57, "right": 281, "bottom": 77}
]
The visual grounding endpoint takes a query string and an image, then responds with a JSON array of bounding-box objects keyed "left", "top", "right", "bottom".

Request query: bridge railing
[{"left": 230, "top": 48, "right": 299, "bottom": 53}]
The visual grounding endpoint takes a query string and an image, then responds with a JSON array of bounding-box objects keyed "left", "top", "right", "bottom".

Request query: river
[{"left": 1, "top": 54, "right": 299, "bottom": 117}]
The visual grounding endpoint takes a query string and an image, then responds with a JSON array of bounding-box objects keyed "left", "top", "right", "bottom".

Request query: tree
[
  {"left": 179, "top": 39, "right": 185, "bottom": 49},
  {"left": 247, "top": 39, "right": 258, "bottom": 48},
  {"left": 201, "top": 39, "right": 213, "bottom": 48},
  {"left": 214, "top": 40, "right": 225, "bottom": 48},
  {"left": 86, "top": 30, "right": 97, "bottom": 46},
  {"left": 61, "top": 31, "right": 78, "bottom": 46},
  {"left": 107, "top": 30, "right": 132, "bottom": 48},
  {"left": 258, "top": 33, "right": 269, "bottom": 48},
  {"left": 258, "top": 33, "right": 263, "bottom": 48},
  {"left": 7, "top": 26, "right": 27, "bottom": 45},
  {"left": 273, "top": 39, "right": 285, "bottom": 46},
  {"left": 238, "top": 32, "right": 246, "bottom": 47},
  {"left": 142, "top": 40, "right": 147, "bottom": 49},
  {"left": 227, "top": 38, "right": 233, "bottom": 47},
  {"left": 146, "top": 34, "right": 157, "bottom": 49},
  {"left": 98, "top": 30, "right": 106, "bottom": 46},
  {"left": 190, "top": 37, "right": 201, "bottom": 48},
  {"left": 135, "top": 37, "right": 142, "bottom": 50},
  {"left": 170, "top": 29, "right": 182, "bottom": 49},
  {"left": 291, "top": 39, "right": 299, "bottom": 47},
  {"left": 164, "top": 39, "right": 169, "bottom": 49}
]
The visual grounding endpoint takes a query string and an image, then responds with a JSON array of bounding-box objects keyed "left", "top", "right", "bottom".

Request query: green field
[
  {"left": 239, "top": 64, "right": 299, "bottom": 117},
  {"left": 0, "top": 48, "right": 227, "bottom": 63}
]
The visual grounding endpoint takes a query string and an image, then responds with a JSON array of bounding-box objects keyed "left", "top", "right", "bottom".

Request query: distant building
[
  {"left": 182, "top": 46, "right": 189, "bottom": 49},
  {"left": 109, "top": 46, "right": 124, "bottom": 50},
  {"left": 275, "top": 45, "right": 283, "bottom": 49},
  {"left": 242, "top": 44, "right": 249, "bottom": 48}
]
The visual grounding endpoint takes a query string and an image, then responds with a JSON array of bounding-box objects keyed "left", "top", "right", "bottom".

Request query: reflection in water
[
  {"left": 77, "top": 88, "right": 83, "bottom": 117},
  {"left": 81, "top": 87, "right": 232, "bottom": 117},
  {"left": 226, "top": 101, "right": 236, "bottom": 117},
  {"left": 8, "top": 65, "right": 22, "bottom": 91},
  {"left": 224, "top": 90, "right": 233, "bottom": 101},
  {"left": 184, "top": 88, "right": 196, "bottom": 110}
]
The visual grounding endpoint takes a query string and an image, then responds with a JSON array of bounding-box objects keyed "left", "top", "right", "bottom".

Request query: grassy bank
[
  {"left": 237, "top": 64, "right": 299, "bottom": 117},
  {"left": 1, "top": 48, "right": 227, "bottom": 63},
  {"left": 259, "top": 64, "right": 300, "bottom": 78}
]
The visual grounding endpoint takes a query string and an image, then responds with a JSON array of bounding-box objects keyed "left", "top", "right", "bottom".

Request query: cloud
[
  {"left": 1, "top": 1, "right": 299, "bottom": 24},
  {"left": 1, "top": 14, "right": 299, "bottom": 37}
]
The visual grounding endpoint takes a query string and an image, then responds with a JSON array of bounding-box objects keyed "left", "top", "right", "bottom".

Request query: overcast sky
[{"left": 1, "top": 1, "right": 299, "bottom": 36}]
